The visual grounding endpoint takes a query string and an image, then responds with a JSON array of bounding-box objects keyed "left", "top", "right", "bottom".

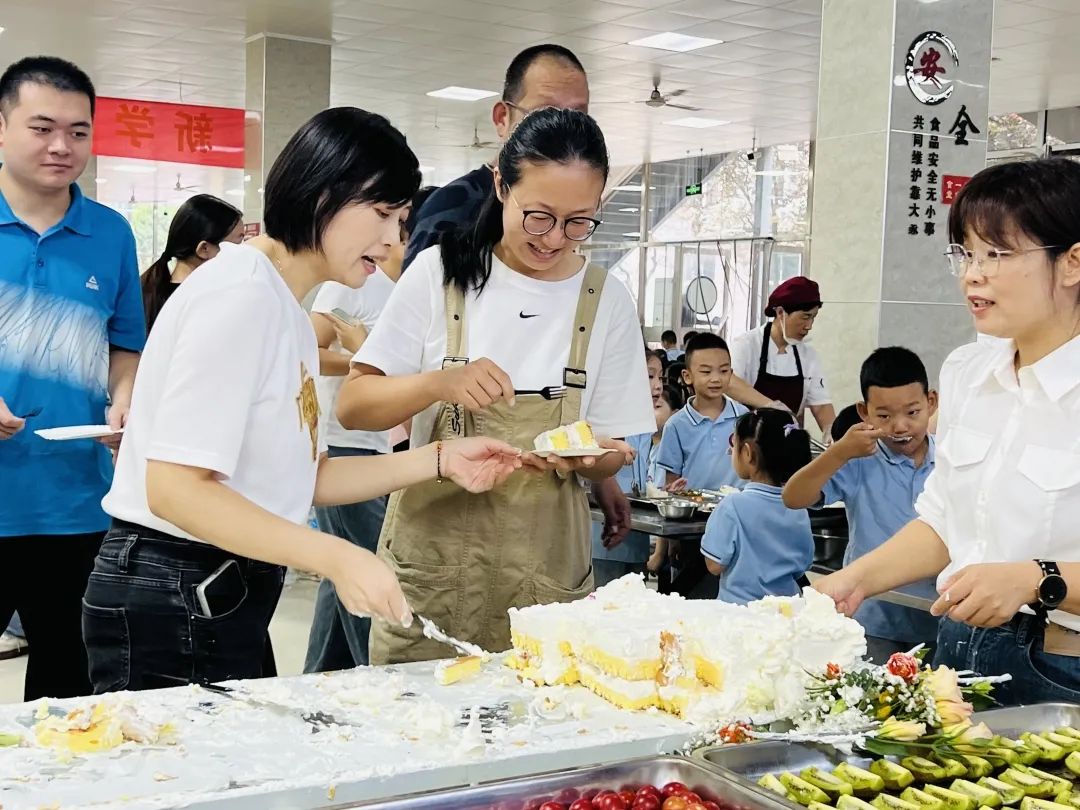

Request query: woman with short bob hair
[{"left": 83, "top": 108, "right": 523, "bottom": 692}]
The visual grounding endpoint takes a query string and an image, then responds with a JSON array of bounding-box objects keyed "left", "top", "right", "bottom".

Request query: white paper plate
[
  {"left": 532, "top": 448, "right": 617, "bottom": 458},
  {"left": 35, "top": 425, "right": 123, "bottom": 441}
]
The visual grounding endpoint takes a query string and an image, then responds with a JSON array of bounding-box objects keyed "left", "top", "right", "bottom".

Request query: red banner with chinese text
[{"left": 93, "top": 98, "right": 245, "bottom": 168}]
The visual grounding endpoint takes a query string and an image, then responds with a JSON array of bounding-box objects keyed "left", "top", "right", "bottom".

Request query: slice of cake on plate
[{"left": 534, "top": 421, "right": 598, "bottom": 453}]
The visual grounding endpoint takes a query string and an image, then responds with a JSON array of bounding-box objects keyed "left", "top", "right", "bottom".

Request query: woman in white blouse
[{"left": 816, "top": 158, "right": 1080, "bottom": 704}]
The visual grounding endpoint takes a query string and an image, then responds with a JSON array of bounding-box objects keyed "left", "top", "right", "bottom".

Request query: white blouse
[{"left": 915, "top": 336, "right": 1080, "bottom": 631}]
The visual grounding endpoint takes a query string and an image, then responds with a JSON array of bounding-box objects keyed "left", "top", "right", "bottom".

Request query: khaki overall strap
[
  {"left": 443, "top": 282, "right": 469, "bottom": 362},
  {"left": 561, "top": 264, "right": 607, "bottom": 424}
]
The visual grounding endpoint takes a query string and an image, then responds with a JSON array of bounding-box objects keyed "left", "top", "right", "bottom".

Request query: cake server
[{"left": 417, "top": 615, "right": 490, "bottom": 660}]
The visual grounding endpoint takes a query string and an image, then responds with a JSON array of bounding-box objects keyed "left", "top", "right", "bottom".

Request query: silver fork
[{"left": 513, "top": 386, "right": 566, "bottom": 401}]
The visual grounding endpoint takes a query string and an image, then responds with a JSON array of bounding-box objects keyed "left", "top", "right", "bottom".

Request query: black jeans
[
  {"left": 0, "top": 532, "right": 104, "bottom": 700},
  {"left": 82, "top": 521, "right": 284, "bottom": 693}
]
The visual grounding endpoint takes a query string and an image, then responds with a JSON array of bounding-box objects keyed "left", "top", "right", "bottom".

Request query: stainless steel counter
[{"left": 589, "top": 506, "right": 709, "bottom": 538}]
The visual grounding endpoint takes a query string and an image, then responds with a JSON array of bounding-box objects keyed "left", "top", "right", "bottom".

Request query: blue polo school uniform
[
  {"left": 591, "top": 432, "right": 658, "bottom": 564},
  {"left": 0, "top": 184, "right": 145, "bottom": 535},
  {"left": 821, "top": 437, "right": 940, "bottom": 645},
  {"left": 701, "top": 482, "right": 813, "bottom": 605},
  {"left": 655, "top": 396, "right": 747, "bottom": 492}
]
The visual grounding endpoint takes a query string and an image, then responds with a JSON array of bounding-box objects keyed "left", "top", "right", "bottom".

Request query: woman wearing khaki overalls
[{"left": 340, "top": 109, "right": 656, "bottom": 664}]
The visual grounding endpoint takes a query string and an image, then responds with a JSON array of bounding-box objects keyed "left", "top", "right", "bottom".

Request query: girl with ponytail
[
  {"left": 141, "top": 194, "right": 243, "bottom": 332},
  {"left": 701, "top": 408, "right": 815, "bottom": 604},
  {"left": 340, "top": 107, "right": 657, "bottom": 663}
]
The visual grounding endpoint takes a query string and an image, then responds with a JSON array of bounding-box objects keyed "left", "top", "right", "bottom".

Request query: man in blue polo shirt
[{"left": 0, "top": 56, "right": 145, "bottom": 700}]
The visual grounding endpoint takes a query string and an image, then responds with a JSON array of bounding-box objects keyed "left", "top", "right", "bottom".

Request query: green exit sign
[{"left": 685, "top": 183, "right": 702, "bottom": 197}]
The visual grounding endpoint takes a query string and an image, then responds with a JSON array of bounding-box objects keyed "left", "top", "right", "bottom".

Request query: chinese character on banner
[
  {"left": 115, "top": 103, "right": 154, "bottom": 148},
  {"left": 942, "top": 174, "right": 971, "bottom": 204},
  {"left": 928, "top": 153, "right": 940, "bottom": 167},
  {"left": 927, "top": 170, "right": 940, "bottom": 185},
  {"left": 916, "top": 48, "right": 947, "bottom": 86},
  {"left": 911, "top": 168, "right": 923, "bottom": 183},
  {"left": 924, "top": 221, "right": 936, "bottom": 236},
  {"left": 909, "top": 203, "right": 921, "bottom": 218},
  {"left": 913, "top": 115, "right": 925, "bottom": 130},
  {"left": 930, "top": 117, "right": 941, "bottom": 132},
  {"left": 913, "top": 134, "right": 924, "bottom": 148},
  {"left": 909, "top": 224, "right": 919, "bottom": 236},
  {"left": 176, "top": 111, "right": 214, "bottom": 153},
  {"left": 94, "top": 97, "right": 244, "bottom": 168},
  {"left": 925, "top": 205, "right": 937, "bottom": 220},
  {"left": 928, "top": 135, "right": 940, "bottom": 150},
  {"left": 926, "top": 186, "right": 939, "bottom": 202},
  {"left": 912, "top": 151, "right": 923, "bottom": 165},
  {"left": 243, "top": 222, "right": 261, "bottom": 239},
  {"left": 910, "top": 185, "right": 922, "bottom": 201},
  {"left": 949, "top": 104, "right": 980, "bottom": 146}
]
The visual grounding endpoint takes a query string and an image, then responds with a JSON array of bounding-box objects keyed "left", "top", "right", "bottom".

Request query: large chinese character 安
[
  {"left": 176, "top": 111, "right": 214, "bottom": 153},
  {"left": 115, "top": 103, "right": 155, "bottom": 148}
]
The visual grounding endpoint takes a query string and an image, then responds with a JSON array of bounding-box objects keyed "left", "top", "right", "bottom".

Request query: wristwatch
[{"left": 1034, "top": 559, "right": 1068, "bottom": 614}]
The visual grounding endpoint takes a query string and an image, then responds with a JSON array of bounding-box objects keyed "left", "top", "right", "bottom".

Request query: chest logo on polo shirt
[
  {"left": 85, "top": 275, "right": 99, "bottom": 291},
  {"left": 296, "top": 362, "right": 320, "bottom": 461}
]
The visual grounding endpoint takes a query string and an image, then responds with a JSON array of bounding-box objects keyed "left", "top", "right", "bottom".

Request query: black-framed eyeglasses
[{"left": 508, "top": 189, "right": 601, "bottom": 241}]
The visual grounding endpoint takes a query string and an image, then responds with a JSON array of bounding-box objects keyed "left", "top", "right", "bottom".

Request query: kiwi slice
[
  {"left": 999, "top": 769, "right": 1059, "bottom": 799},
  {"left": 902, "top": 756, "right": 949, "bottom": 783},
  {"left": 872, "top": 795, "right": 920, "bottom": 810},
  {"left": 1013, "top": 767, "right": 1072, "bottom": 795},
  {"left": 937, "top": 757, "right": 971, "bottom": 779},
  {"left": 759, "top": 773, "right": 792, "bottom": 798},
  {"left": 901, "top": 787, "right": 947, "bottom": 810},
  {"left": 871, "top": 760, "right": 916, "bottom": 791},
  {"left": 978, "top": 777, "right": 1026, "bottom": 806},
  {"left": 1021, "top": 734, "right": 1068, "bottom": 764},
  {"left": 1065, "top": 751, "right": 1080, "bottom": 778},
  {"left": 833, "top": 763, "right": 886, "bottom": 796},
  {"left": 838, "top": 796, "right": 881, "bottom": 810},
  {"left": 802, "top": 767, "right": 856, "bottom": 798},
  {"left": 951, "top": 779, "right": 1003, "bottom": 809},
  {"left": 923, "top": 784, "right": 978, "bottom": 810},
  {"left": 1018, "top": 799, "right": 1076, "bottom": 810},
  {"left": 959, "top": 755, "right": 995, "bottom": 779}
]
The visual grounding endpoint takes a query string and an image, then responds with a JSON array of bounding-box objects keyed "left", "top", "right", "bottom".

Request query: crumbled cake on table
[{"left": 507, "top": 575, "right": 866, "bottom": 724}]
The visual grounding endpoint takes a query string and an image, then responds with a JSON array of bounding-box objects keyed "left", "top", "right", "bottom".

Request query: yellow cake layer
[
  {"left": 579, "top": 645, "right": 661, "bottom": 682},
  {"left": 504, "top": 652, "right": 578, "bottom": 685},
  {"left": 578, "top": 669, "right": 659, "bottom": 712},
  {"left": 510, "top": 632, "right": 573, "bottom": 659},
  {"left": 693, "top": 655, "right": 725, "bottom": 689}
]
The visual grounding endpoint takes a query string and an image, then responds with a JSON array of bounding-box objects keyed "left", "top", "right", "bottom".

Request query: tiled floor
[{"left": 0, "top": 577, "right": 318, "bottom": 705}]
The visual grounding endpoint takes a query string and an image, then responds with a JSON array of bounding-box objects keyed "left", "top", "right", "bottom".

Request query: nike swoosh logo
[{"left": 519, "top": 311, "right": 540, "bottom": 319}]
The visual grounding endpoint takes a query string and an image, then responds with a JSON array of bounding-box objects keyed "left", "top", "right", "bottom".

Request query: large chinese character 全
[
  {"left": 115, "top": 103, "right": 154, "bottom": 148},
  {"left": 911, "top": 151, "right": 923, "bottom": 165},
  {"left": 915, "top": 47, "right": 947, "bottom": 87},
  {"left": 176, "top": 111, "right": 214, "bottom": 153},
  {"left": 927, "top": 170, "right": 939, "bottom": 185},
  {"left": 948, "top": 104, "right": 981, "bottom": 146}
]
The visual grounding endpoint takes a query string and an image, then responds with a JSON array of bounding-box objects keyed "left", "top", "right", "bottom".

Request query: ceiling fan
[
  {"left": 638, "top": 75, "right": 701, "bottom": 111},
  {"left": 456, "top": 124, "right": 500, "bottom": 150},
  {"left": 174, "top": 173, "right": 199, "bottom": 192}
]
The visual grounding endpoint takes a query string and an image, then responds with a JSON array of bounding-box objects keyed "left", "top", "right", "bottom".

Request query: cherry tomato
[
  {"left": 662, "top": 783, "right": 689, "bottom": 799},
  {"left": 638, "top": 786, "right": 662, "bottom": 801},
  {"left": 683, "top": 793, "right": 702, "bottom": 804},
  {"left": 703, "top": 803, "right": 722, "bottom": 810},
  {"left": 686, "top": 804, "right": 708, "bottom": 810},
  {"left": 596, "top": 795, "right": 628, "bottom": 810},
  {"left": 568, "top": 800, "right": 593, "bottom": 810},
  {"left": 620, "top": 791, "right": 637, "bottom": 805},
  {"left": 662, "top": 797, "right": 689, "bottom": 810},
  {"left": 633, "top": 798, "right": 662, "bottom": 810},
  {"left": 538, "top": 803, "right": 567, "bottom": 810}
]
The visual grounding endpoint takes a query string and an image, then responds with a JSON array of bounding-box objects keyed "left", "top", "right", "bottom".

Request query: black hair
[
  {"left": 405, "top": 185, "right": 439, "bottom": 237},
  {"left": 661, "top": 329, "right": 678, "bottom": 345},
  {"left": 950, "top": 158, "right": 1080, "bottom": 262},
  {"left": 734, "top": 408, "right": 811, "bottom": 486},
  {"left": 651, "top": 348, "right": 670, "bottom": 371},
  {"left": 440, "top": 107, "right": 608, "bottom": 294},
  {"left": 859, "top": 346, "right": 929, "bottom": 401},
  {"left": 683, "top": 330, "right": 699, "bottom": 347},
  {"left": 264, "top": 107, "right": 420, "bottom": 254},
  {"left": 0, "top": 56, "right": 96, "bottom": 116},
  {"left": 830, "top": 404, "right": 862, "bottom": 443},
  {"left": 503, "top": 44, "right": 585, "bottom": 104},
  {"left": 660, "top": 384, "right": 685, "bottom": 413},
  {"left": 684, "top": 332, "right": 730, "bottom": 366},
  {"left": 774, "top": 300, "right": 821, "bottom": 315},
  {"left": 142, "top": 194, "right": 241, "bottom": 332},
  {"left": 666, "top": 361, "right": 687, "bottom": 397}
]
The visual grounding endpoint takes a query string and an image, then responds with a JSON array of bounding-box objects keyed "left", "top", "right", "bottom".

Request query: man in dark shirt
[{"left": 403, "top": 44, "right": 589, "bottom": 270}]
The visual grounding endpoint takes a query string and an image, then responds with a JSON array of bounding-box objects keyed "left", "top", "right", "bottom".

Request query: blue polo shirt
[
  {"left": 655, "top": 396, "right": 747, "bottom": 491},
  {"left": 592, "top": 432, "right": 657, "bottom": 564},
  {"left": 701, "top": 482, "right": 813, "bottom": 604},
  {"left": 821, "top": 438, "right": 940, "bottom": 644},
  {"left": 0, "top": 184, "right": 145, "bottom": 536}
]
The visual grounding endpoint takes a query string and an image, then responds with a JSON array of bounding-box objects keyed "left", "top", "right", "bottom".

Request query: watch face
[{"left": 1040, "top": 574, "right": 1068, "bottom": 608}]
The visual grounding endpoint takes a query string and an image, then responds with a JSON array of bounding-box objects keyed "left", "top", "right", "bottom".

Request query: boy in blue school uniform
[
  {"left": 784, "top": 347, "right": 939, "bottom": 662},
  {"left": 701, "top": 408, "right": 814, "bottom": 604},
  {"left": 656, "top": 333, "right": 748, "bottom": 492}
]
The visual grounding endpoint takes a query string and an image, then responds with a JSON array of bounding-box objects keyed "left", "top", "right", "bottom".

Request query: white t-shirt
[
  {"left": 917, "top": 337, "right": 1080, "bottom": 632},
  {"left": 354, "top": 246, "right": 656, "bottom": 447},
  {"left": 103, "top": 242, "right": 325, "bottom": 541},
  {"left": 311, "top": 272, "right": 395, "bottom": 453},
  {"left": 729, "top": 323, "right": 831, "bottom": 412}
]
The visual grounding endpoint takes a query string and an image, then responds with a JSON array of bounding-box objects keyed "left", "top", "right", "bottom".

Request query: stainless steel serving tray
[
  {"left": 340, "top": 755, "right": 793, "bottom": 810},
  {"left": 695, "top": 703, "right": 1080, "bottom": 806}
]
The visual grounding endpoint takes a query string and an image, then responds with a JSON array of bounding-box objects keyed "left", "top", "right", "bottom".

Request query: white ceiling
[{"left": 1, "top": 0, "right": 1078, "bottom": 196}]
